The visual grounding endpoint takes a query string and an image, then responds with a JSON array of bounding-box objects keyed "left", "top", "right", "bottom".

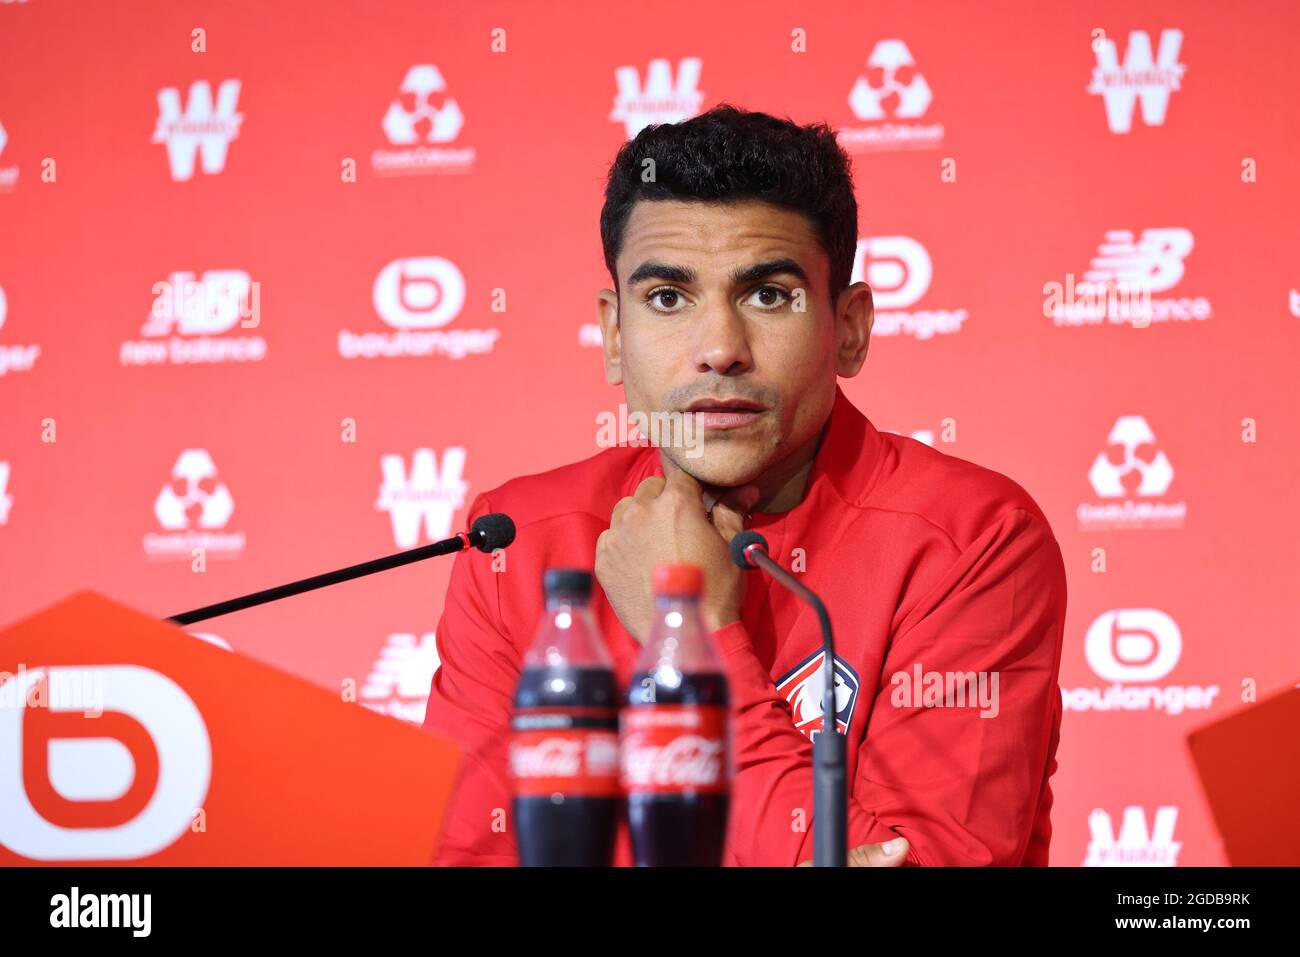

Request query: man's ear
[
  {"left": 834, "top": 281, "right": 873, "bottom": 378},
  {"left": 596, "top": 287, "right": 623, "bottom": 386}
]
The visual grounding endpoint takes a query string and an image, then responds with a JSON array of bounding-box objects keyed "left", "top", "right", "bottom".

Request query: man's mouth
[{"left": 683, "top": 397, "right": 767, "bottom": 430}]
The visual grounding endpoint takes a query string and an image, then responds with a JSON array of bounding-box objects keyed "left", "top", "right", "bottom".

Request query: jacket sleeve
[
  {"left": 421, "top": 492, "right": 520, "bottom": 865},
  {"left": 713, "top": 507, "right": 1066, "bottom": 866}
]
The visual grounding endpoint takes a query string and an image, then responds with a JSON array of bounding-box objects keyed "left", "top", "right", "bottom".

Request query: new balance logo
[
  {"left": 360, "top": 632, "right": 440, "bottom": 724},
  {"left": 375, "top": 449, "right": 468, "bottom": 548},
  {"left": 610, "top": 58, "right": 704, "bottom": 139},
  {"left": 1088, "top": 29, "right": 1186, "bottom": 134},
  {"left": 152, "top": 80, "right": 243, "bottom": 181}
]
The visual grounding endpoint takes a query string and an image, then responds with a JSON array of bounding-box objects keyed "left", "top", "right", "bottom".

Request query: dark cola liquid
[
  {"left": 625, "top": 670, "right": 730, "bottom": 867},
  {"left": 512, "top": 665, "right": 620, "bottom": 867}
]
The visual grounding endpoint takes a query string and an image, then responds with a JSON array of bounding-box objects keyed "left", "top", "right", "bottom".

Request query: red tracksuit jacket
[{"left": 423, "top": 386, "right": 1067, "bottom": 866}]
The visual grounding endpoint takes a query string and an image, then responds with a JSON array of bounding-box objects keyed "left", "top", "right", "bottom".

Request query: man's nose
[{"left": 692, "top": 300, "right": 754, "bottom": 376}]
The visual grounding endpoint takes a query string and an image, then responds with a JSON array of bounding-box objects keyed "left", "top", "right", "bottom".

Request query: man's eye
[
  {"left": 745, "top": 285, "right": 791, "bottom": 310},
  {"left": 647, "top": 288, "right": 687, "bottom": 312}
]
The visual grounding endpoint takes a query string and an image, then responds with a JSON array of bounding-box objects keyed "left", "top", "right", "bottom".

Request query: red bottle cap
[{"left": 653, "top": 562, "right": 703, "bottom": 596}]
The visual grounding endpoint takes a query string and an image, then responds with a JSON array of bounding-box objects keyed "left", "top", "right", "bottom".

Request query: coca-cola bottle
[
  {"left": 509, "top": 568, "right": 620, "bottom": 866},
  {"left": 622, "top": 562, "right": 731, "bottom": 866}
]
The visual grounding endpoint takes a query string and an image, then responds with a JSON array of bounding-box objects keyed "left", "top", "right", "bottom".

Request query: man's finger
[
  {"left": 847, "top": 837, "right": 909, "bottom": 867},
  {"left": 633, "top": 475, "right": 666, "bottom": 500},
  {"left": 798, "top": 837, "right": 911, "bottom": 868},
  {"left": 664, "top": 467, "right": 702, "bottom": 497}
]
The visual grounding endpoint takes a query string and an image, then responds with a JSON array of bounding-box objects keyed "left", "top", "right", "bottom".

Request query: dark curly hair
[{"left": 600, "top": 104, "right": 859, "bottom": 301}]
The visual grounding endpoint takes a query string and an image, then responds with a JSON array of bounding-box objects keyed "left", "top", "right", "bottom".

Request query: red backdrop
[{"left": 1, "top": 0, "right": 1297, "bottom": 866}]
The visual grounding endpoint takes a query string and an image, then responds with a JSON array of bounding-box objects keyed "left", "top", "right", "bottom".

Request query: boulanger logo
[
  {"left": 1061, "top": 609, "right": 1219, "bottom": 715},
  {"left": 360, "top": 632, "right": 440, "bottom": 724},
  {"left": 1078, "top": 416, "right": 1187, "bottom": 530},
  {"left": 338, "top": 257, "right": 499, "bottom": 360},
  {"left": 610, "top": 58, "right": 705, "bottom": 139},
  {"left": 143, "top": 449, "right": 246, "bottom": 559},
  {"left": 152, "top": 80, "right": 243, "bottom": 181},
  {"left": 371, "top": 64, "right": 475, "bottom": 175},
  {"left": 0, "top": 118, "right": 17, "bottom": 189},
  {"left": 776, "top": 650, "right": 860, "bottom": 742},
  {"left": 0, "top": 665, "right": 212, "bottom": 861},
  {"left": 375, "top": 448, "right": 468, "bottom": 548},
  {"left": 1084, "top": 806, "right": 1182, "bottom": 866},
  {"left": 1046, "top": 228, "right": 1211, "bottom": 327},
  {"left": 120, "top": 270, "right": 266, "bottom": 366},
  {"left": 840, "top": 39, "right": 944, "bottom": 152},
  {"left": 851, "top": 236, "right": 968, "bottom": 339},
  {"left": 0, "top": 282, "right": 42, "bottom": 377},
  {"left": 1088, "top": 29, "right": 1186, "bottom": 134}
]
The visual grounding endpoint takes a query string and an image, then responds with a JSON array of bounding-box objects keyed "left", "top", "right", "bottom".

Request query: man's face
[{"left": 597, "top": 199, "right": 870, "bottom": 490}]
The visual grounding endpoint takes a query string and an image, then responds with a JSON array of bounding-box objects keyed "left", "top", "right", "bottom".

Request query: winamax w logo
[
  {"left": 0, "top": 461, "right": 12, "bottom": 525},
  {"left": 609, "top": 58, "right": 705, "bottom": 139},
  {"left": 152, "top": 80, "right": 243, "bottom": 182},
  {"left": 376, "top": 448, "right": 468, "bottom": 548},
  {"left": 0, "top": 283, "right": 42, "bottom": 377},
  {"left": 1047, "top": 228, "right": 1211, "bottom": 327},
  {"left": 1078, "top": 416, "right": 1187, "bottom": 530},
  {"left": 360, "top": 632, "right": 440, "bottom": 724},
  {"left": 1061, "top": 608, "right": 1219, "bottom": 716},
  {"left": 1084, "top": 806, "right": 1182, "bottom": 866},
  {"left": 143, "top": 449, "right": 246, "bottom": 560},
  {"left": 840, "top": 39, "right": 943, "bottom": 152},
  {"left": 120, "top": 270, "right": 266, "bottom": 366},
  {"left": 851, "top": 237, "right": 968, "bottom": 339},
  {"left": 338, "top": 257, "right": 499, "bottom": 360},
  {"left": 0, "top": 119, "right": 18, "bottom": 189},
  {"left": 372, "top": 64, "right": 475, "bottom": 176},
  {"left": 1088, "top": 29, "right": 1186, "bottom": 134}
]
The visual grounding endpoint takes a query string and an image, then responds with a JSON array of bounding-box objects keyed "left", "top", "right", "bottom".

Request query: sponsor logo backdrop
[{"left": 1, "top": 0, "right": 1297, "bottom": 865}]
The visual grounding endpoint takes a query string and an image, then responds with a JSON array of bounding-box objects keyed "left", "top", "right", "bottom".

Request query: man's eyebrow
[
  {"left": 626, "top": 261, "right": 697, "bottom": 286},
  {"left": 729, "top": 257, "right": 809, "bottom": 286}
]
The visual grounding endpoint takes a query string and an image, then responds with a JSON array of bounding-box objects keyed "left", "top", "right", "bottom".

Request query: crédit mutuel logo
[
  {"left": 1044, "top": 228, "right": 1211, "bottom": 328},
  {"left": 143, "top": 449, "right": 246, "bottom": 560},
  {"left": 372, "top": 64, "right": 475, "bottom": 176},
  {"left": 851, "top": 236, "right": 968, "bottom": 339},
  {"left": 1078, "top": 415, "right": 1186, "bottom": 530},
  {"left": 120, "top": 270, "right": 265, "bottom": 366},
  {"left": 338, "top": 257, "right": 500, "bottom": 360},
  {"left": 1061, "top": 608, "right": 1219, "bottom": 716},
  {"left": 839, "top": 39, "right": 944, "bottom": 152}
]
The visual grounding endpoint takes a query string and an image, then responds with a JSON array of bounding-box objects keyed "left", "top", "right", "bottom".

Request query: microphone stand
[{"left": 733, "top": 534, "right": 847, "bottom": 867}]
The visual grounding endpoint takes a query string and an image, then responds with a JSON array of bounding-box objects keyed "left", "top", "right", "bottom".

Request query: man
[{"left": 423, "top": 105, "right": 1066, "bottom": 867}]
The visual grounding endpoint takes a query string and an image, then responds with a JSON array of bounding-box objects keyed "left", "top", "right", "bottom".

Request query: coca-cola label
[
  {"left": 620, "top": 705, "right": 728, "bottom": 795},
  {"left": 510, "top": 708, "right": 620, "bottom": 798}
]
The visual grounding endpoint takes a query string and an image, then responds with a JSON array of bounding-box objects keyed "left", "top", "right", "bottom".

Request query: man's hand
[
  {"left": 595, "top": 469, "right": 757, "bottom": 643},
  {"left": 798, "top": 837, "right": 911, "bottom": 867}
]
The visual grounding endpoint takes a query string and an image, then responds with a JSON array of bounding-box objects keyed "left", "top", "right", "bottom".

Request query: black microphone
[
  {"left": 166, "top": 513, "right": 516, "bottom": 626},
  {"left": 730, "top": 529, "right": 847, "bottom": 867}
]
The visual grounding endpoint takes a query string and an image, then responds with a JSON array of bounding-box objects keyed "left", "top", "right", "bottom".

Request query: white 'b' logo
[
  {"left": 851, "top": 237, "right": 932, "bottom": 309},
  {"left": 0, "top": 665, "right": 211, "bottom": 861},
  {"left": 1084, "top": 609, "right": 1181, "bottom": 683},
  {"left": 372, "top": 257, "right": 465, "bottom": 329}
]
